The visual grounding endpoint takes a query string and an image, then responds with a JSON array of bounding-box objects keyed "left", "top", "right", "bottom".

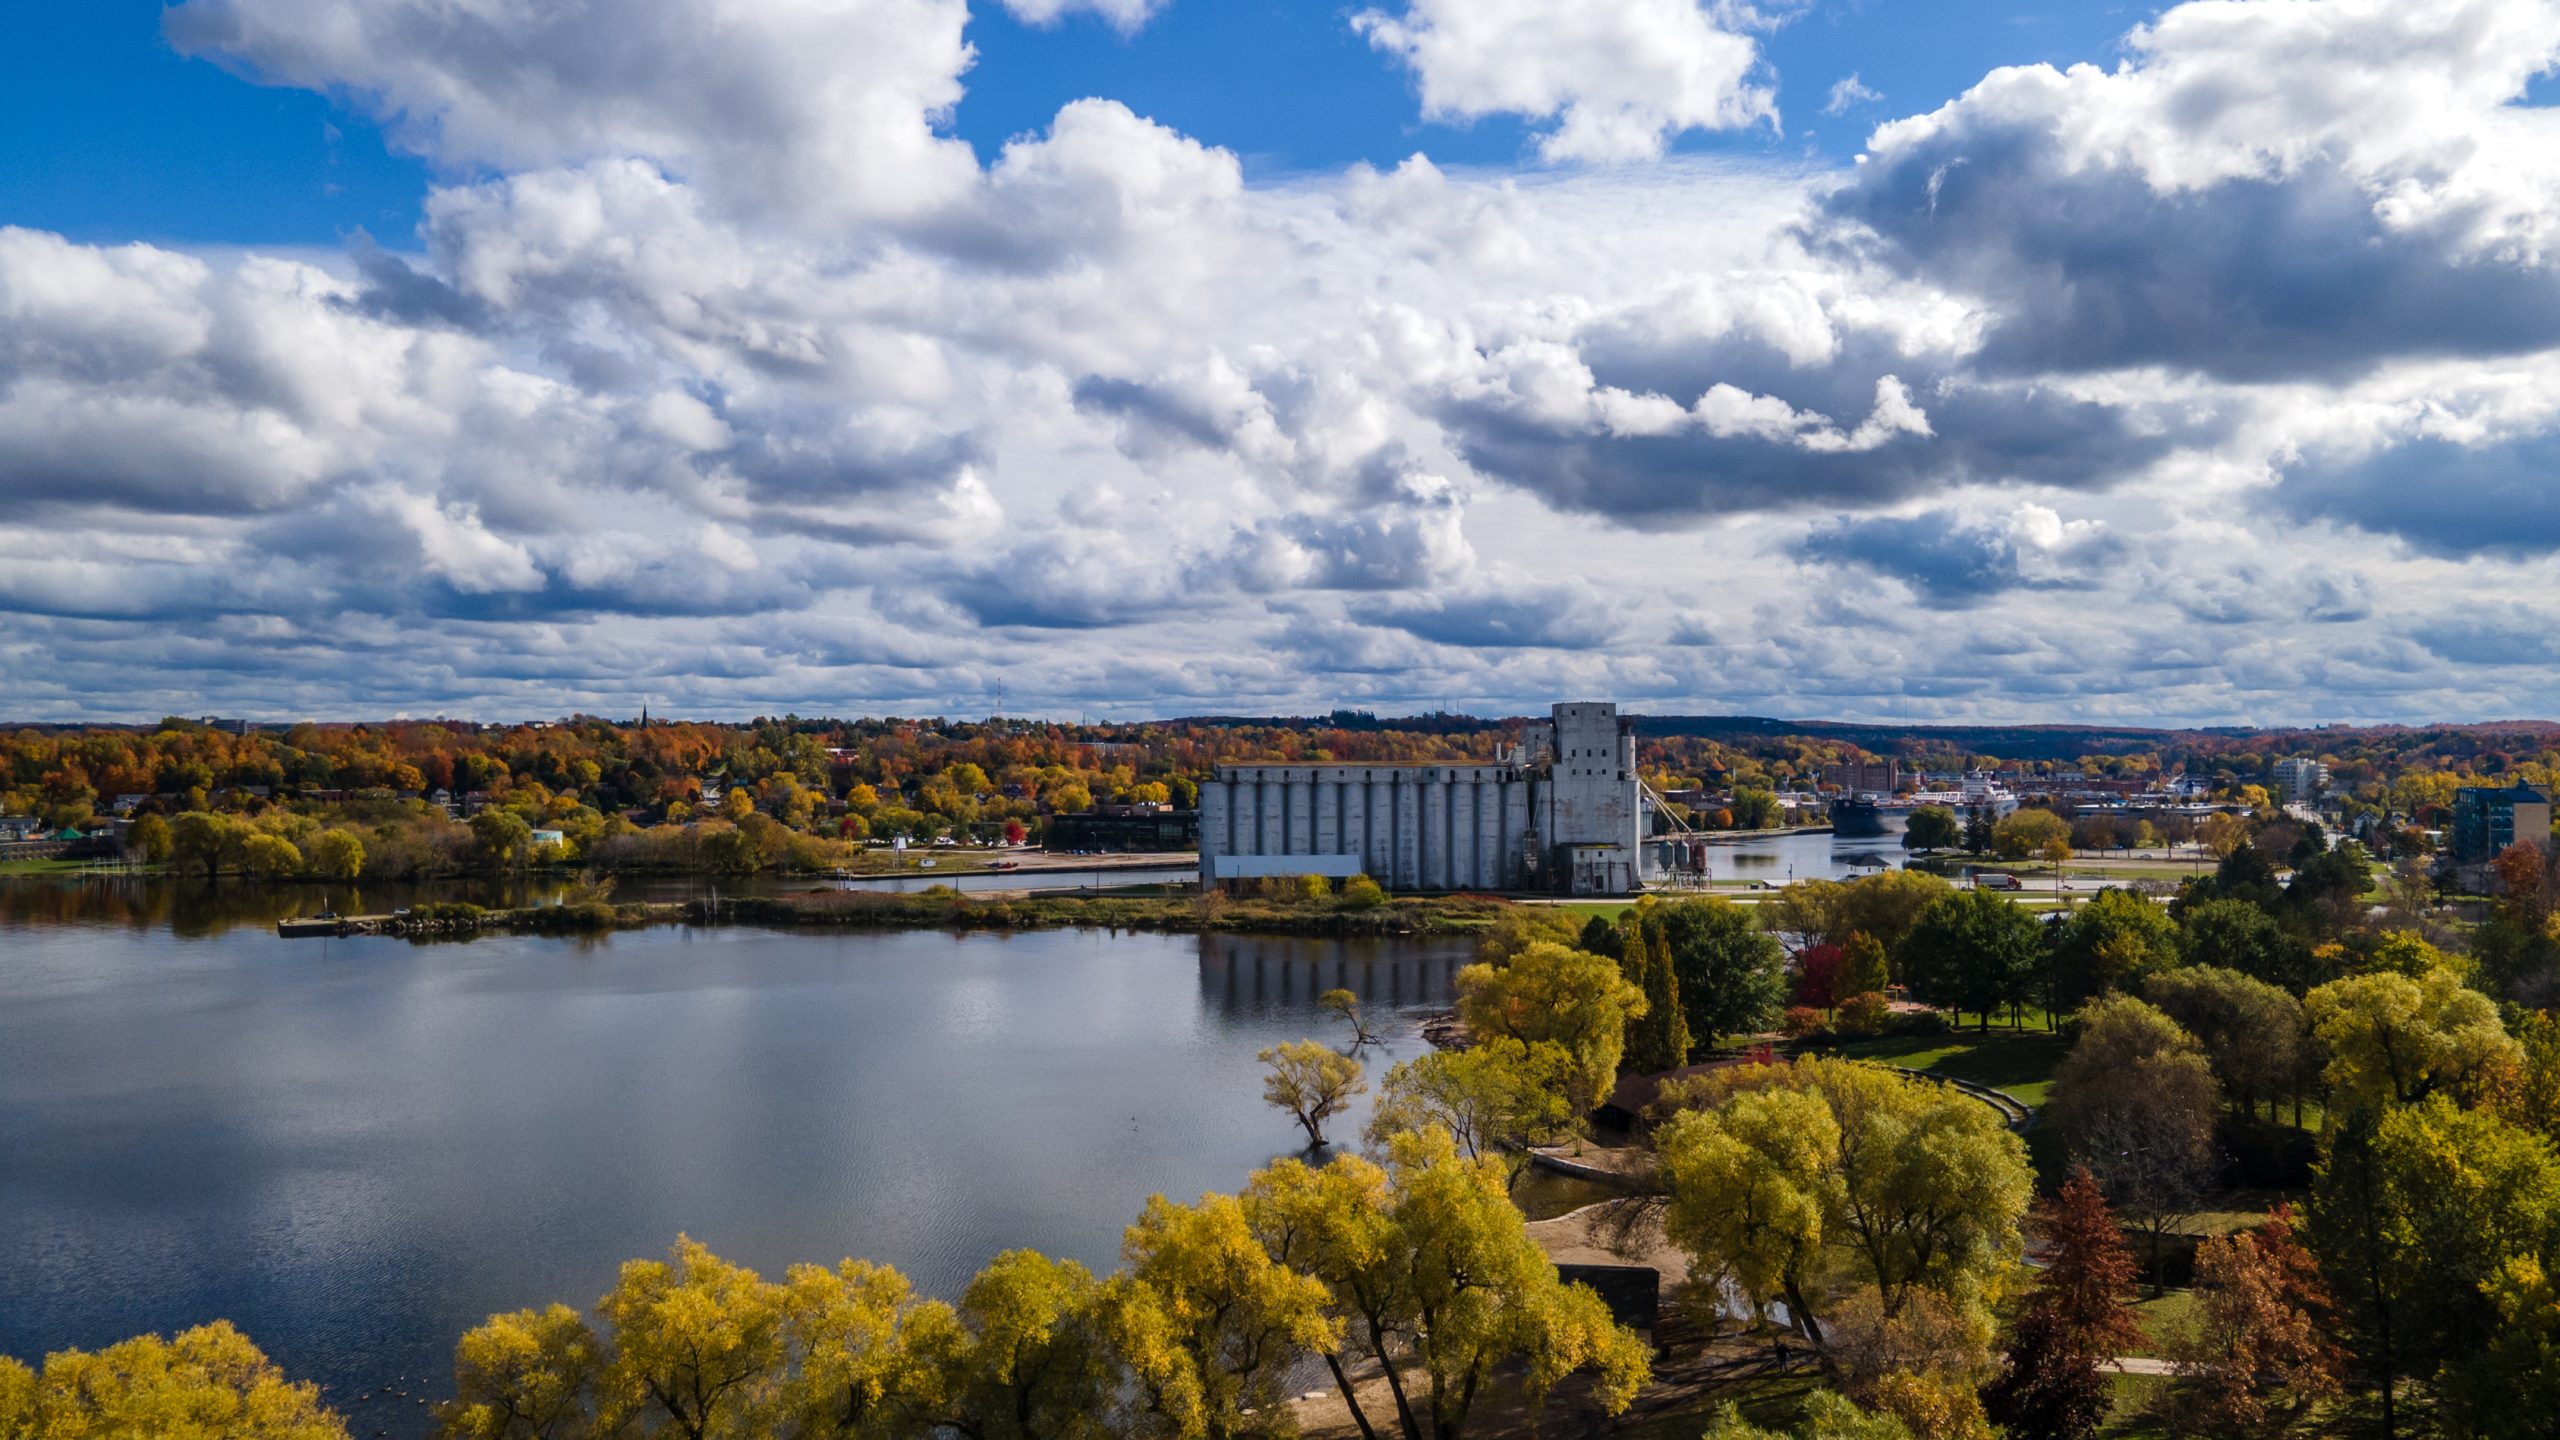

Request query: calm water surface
[{"left": 0, "top": 889, "right": 1463, "bottom": 1435}]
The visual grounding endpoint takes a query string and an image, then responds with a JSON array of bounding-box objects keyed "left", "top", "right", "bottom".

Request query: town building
[
  {"left": 2451, "top": 783, "right": 2552, "bottom": 865},
  {"left": 1820, "top": 758, "right": 1900, "bottom": 794},
  {"left": 2272, "top": 756, "right": 2331, "bottom": 805},
  {"left": 1196, "top": 700, "right": 1643, "bottom": 895}
]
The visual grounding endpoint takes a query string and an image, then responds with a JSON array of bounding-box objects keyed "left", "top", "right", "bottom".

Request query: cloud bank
[{"left": 5, "top": 0, "right": 2560, "bottom": 724}]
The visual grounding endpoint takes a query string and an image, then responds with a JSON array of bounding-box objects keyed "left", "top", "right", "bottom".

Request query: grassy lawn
[
  {"left": 1550, "top": 901, "right": 1637, "bottom": 924},
  {"left": 0, "top": 858, "right": 106, "bottom": 876},
  {"left": 1827, "top": 1025, "right": 2071, "bottom": 1107},
  {"left": 2125, "top": 1289, "right": 2196, "bottom": 1358}
]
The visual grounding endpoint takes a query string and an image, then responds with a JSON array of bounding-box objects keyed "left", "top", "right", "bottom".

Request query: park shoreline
[{"left": 283, "top": 886, "right": 1520, "bottom": 941}]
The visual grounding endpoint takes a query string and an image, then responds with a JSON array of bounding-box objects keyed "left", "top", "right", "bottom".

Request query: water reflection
[
  {"left": 0, "top": 864, "right": 1195, "bottom": 940},
  {"left": 1195, "top": 933, "right": 1460, "bottom": 1018},
  {"left": 0, "top": 921, "right": 1469, "bottom": 1440}
]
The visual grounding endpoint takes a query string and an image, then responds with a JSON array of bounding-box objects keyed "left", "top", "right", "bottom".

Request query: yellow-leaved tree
[
  {"left": 1103, "top": 1191, "right": 1336, "bottom": 1440},
  {"left": 1454, "top": 941, "right": 1645, "bottom": 1119},
  {"left": 1244, "top": 1127, "right": 1650, "bottom": 1440},
  {"left": 0, "top": 1321, "right": 349, "bottom": 1439},
  {"left": 1658, "top": 1059, "right": 2031, "bottom": 1352}
]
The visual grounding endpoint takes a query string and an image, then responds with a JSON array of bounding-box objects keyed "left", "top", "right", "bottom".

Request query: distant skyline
[{"left": 5, "top": 1, "right": 2560, "bottom": 726}]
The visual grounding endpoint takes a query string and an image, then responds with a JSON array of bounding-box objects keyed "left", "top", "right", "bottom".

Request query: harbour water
[{"left": 0, "top": 899, "right": 1465, "bottom": 1435}]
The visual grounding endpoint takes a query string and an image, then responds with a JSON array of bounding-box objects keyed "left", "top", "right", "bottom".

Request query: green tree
[
  {"left": 1731, "top": 788, "right": 1780, "bottom": 829},
  {"left": 2045, "top": 887, "right": 2180, "bottom": 1009},
  {"left": 1363, "top": 1038, "right": 1581, "bottom": 1186},
  {"left": 1259, "top": 1040, "right": 1365, "bottom": 1148},
  {"left": 1897, "top": 889, "right": 2043, "bottom": 1029},
  {"left": 1991, "top": 808, "right": 2070, "bottom": 861},
  {"left": 1454, "top": 941, "right": 1644, "bottom": 1117},
  {"left": 1981, "top": 1169, "right": 2143, "bottom": 1440},
  {"left": 2144, "top": 967, "right": 2304, "bottom": 1122},
  {"left": 2307, "top": 1096, "right": 2560, "bottom": 1440},
  {"left": 0, "top": 1322, "right": 349, "bottom": 1439},
  {"left": 1699, "top": 1390, "right": 1918, "bottom": 1440},
  {"left": 1903, "top": 806, "right": 1962, "bottom": 852},
  {"left": 1652, "top": 897, "right": 1789, "bottom": 1045},
  {"left": 1835, "top": 932, "right": 1892, "bottom": 1005},
  {"left": 2303, "top": 969, "right": 2519, "bottom": 1111},
  {"left": 127, "top": 811, "right": 172, "bottom": 864},
  {"left": 1618, "top": 914, "right": 1691, "bottom": 1073},
  {"left": 1659, "top": 1059, "right": 2032, "bottom": 1341},
  {"left": 1244, "top": 1129, "right": 1648, "bottom": 1440},
  {"left": 2179, "top": 897, "right": 2320, "bottom": 994}
]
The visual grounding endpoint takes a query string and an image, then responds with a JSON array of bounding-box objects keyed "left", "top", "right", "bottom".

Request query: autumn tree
[
  {"left": 774, "top": 1259, "right": 960, "bottom": 1439},
  {"left": 1659, "top": 1082, "right": 1838, "bottom": 1340},
  {"left": 595, "top": 1235, "right": 786, "bottom": 1439},
  {"left": 1364, "top": 1037, "right": 1579, "bottom": 1184},
  {"left": 1319, "top": 988, "right": 1382, "bottom": 1047},
  {"left": 307, "top": 827, "right": 366, "bottom": 882},
  {"left": 930, "top": 1250, "right": 1112, "bottom": 1440},
  {"left": 2303, "top": 968, "right": 2519, "bottom": 1111},
  {"left": 0, "top": 1322, "right": 348, "bottom": 1439},
  {"left": 1244, "top": 1129, "right": 1648, "bottom": 1440},
  {"left": 127, "top": 810, "right": 172, "bottom": 864},
  {"left": 1991, "top": 808, "right": 2070, "bottom": 861},
  {"left": 1259, "top": 1039, "right": 1365, "bottom": 1148},
  {"left": 471, "top": 808, "right": 535, "bottom": 871},
  {"left": 1659, "top": 1059, "right": 2032, "bottom": 1345},
  {"left": 1454, "top": 941, "right": 1644, "bottom": 1117},
  {"left": 2165, "top": 1208, "right": 2342, "bottom": 1439},
  {"left": 1982, "top": 1170, "right": 2143, "bottom": 1440},
  {"left": 2046, "top": 887, "right": 2181, "bottom": 1010},
  {"left": 2048, "top": 997, "right": 2221, "bottom": 1287},
  {"left": 441, "top": 1305, "right": 607, "bottom": 1440},
  {"left": 1105, "top": 1190, "right": 1334, "bottom": 1440}
]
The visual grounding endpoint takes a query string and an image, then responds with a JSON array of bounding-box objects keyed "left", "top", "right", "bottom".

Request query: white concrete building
[
  {"left": 1197, "top": 700, "right": 1644, "bottom": 895},
  {"left": 2273, "top": 756, "right": 2331, "bottom": 805}
]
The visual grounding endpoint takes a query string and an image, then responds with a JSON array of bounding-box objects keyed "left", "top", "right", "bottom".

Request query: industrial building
[{"left": 1196, "top": 701, "right": 1644, "bottom": 895}]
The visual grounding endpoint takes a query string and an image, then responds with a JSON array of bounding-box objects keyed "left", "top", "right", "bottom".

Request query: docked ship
[
  {"left": 1828, "top": 795, "right": 1912, "bottom": 837},
  {"left": 1833, "top": 772, "right": 2020, "bottom": 837}
]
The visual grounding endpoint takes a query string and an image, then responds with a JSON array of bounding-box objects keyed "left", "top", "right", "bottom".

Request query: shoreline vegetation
[{"left": 310, "top": 886, "right": 1519, "bottom": 940}]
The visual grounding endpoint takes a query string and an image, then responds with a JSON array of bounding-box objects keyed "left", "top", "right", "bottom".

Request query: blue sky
[
  {"left": 4, "top": 1, "right": 2141, "bottom": 245},
  {"left": 4, "top": 0, "right": 2560, "bottom": 725}
]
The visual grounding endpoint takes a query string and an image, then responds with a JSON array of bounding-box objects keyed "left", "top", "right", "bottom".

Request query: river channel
[{"left": 0, "top": 891, "right": 1473, "bottom": 1436}]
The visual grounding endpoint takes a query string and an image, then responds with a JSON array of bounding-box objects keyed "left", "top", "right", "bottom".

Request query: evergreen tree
[
  {"left": 1982, "top": 1169, "right": 2142, "bottom": 1440},
  {"left": 1628, "top": 915, "right": 1690, "bottom": 1073}
]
